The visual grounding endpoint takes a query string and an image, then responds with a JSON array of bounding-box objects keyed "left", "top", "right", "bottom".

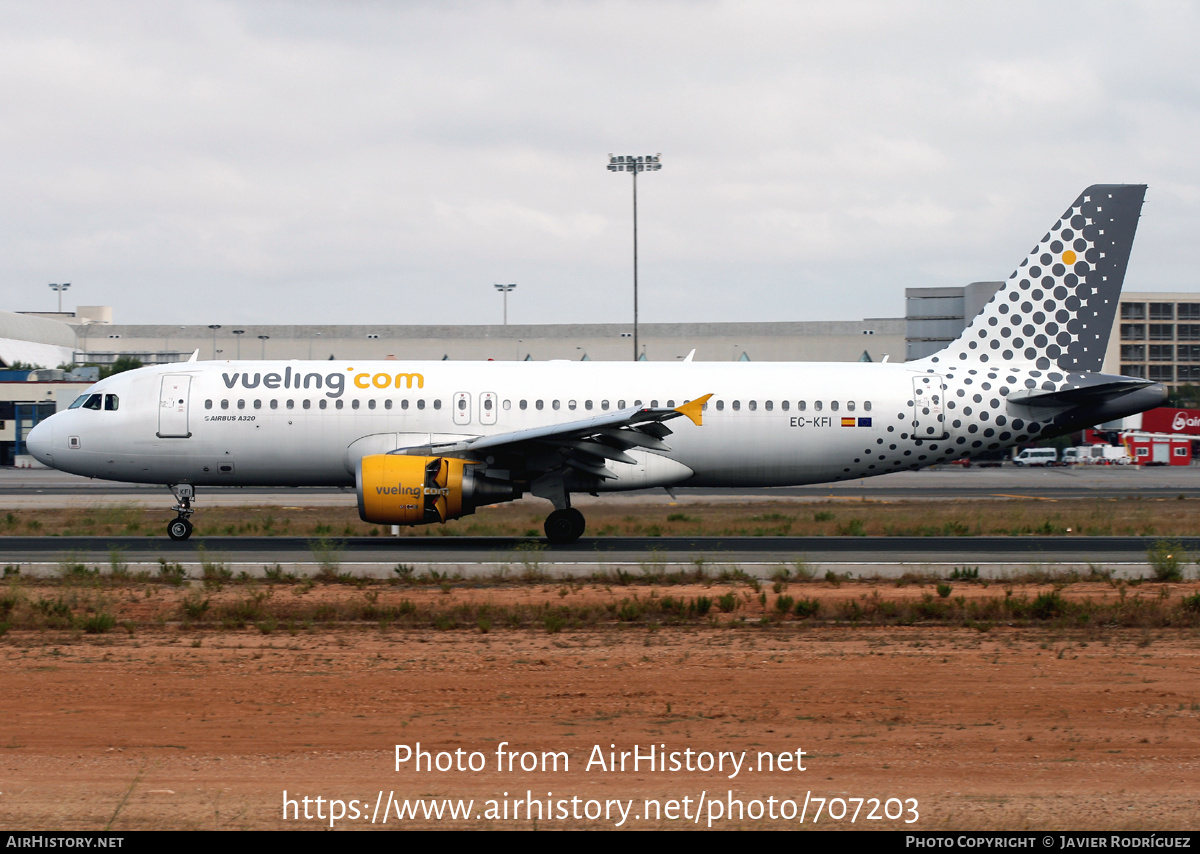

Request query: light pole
[
  {"left": 207, "top": 324, "right": 221, "bottom": 360},
  {"left": 258, "top": 335, "right": 269, "bottom": 359},
  {"left": 232, "top": 329, "right": 245, "bottom": 359},
  {"left": 48, "top": 283, "right": 71, "bottom": 313},
  {"left": 607, "top": 153, "right": 661, "bottom": 361},
  {"left": 494, "top": 283, "right": 516, "bottom": 325}
]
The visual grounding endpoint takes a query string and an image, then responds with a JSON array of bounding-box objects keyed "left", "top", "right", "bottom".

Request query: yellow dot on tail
[{"left": 1062, "top": 250, "right": 1077, "bottom": 265}]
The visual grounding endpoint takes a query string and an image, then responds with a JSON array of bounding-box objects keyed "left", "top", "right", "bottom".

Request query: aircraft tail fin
[{"left": 926, "top": 184, "right": 1146, "bottom": 373}]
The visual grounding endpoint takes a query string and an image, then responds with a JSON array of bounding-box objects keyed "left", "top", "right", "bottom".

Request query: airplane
[{"left": 26, "top": 184, "right": 1165, "bottom": 544}]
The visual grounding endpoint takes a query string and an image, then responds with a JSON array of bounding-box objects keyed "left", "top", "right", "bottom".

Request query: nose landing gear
[{"left": 167, "top": 483, "right": 195, "bottom": 541}]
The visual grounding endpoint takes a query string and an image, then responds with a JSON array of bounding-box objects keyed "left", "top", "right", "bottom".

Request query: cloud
[{"left": 0, "top": 0, "right": 1195, "bottom": 325}]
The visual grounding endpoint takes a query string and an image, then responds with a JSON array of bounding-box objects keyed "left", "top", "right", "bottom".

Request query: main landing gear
[
  {"left": 544, "top": 507, "right": 585, "bottom": 545},
  {"left": 167, "top": 483, "right": 195, "bottom": 541}
]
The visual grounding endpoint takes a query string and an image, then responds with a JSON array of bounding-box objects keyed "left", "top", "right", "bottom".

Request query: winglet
[
  {"left": 188, "top": 349, "right": 199, "bottom": 363},
  {"left": 674, "top": 393, "right": 712, "bottom": 427}
]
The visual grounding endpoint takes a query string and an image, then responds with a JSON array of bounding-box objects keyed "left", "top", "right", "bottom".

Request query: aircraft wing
[{"left": 392, "top": 394, "right": 712, "bottom": 480}]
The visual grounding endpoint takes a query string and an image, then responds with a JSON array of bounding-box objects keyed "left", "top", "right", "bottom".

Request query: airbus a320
[{"left": 27, "top": 184, "right": 1163, "bottom": 544}]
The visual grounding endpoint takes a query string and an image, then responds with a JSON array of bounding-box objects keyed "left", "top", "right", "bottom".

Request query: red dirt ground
[{"left": 2, "top": 583, "right": 1199, "bottom": 830}]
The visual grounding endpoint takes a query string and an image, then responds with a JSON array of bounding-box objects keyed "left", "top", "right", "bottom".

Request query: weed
[
  {"left": 794, "top": 598, "right": 821, "bottom": 618},
  {"left": 1147, "top": 540, "right": 1187, "bottom": 582},
  {"left": 83, "top": 612, "right": 116, "bottom": 634},
  {"left": 308, "top": 538, "right": 345, "bottom": 579},
  {"left": 157, "top": 559, "right": 187, "bottom": 585}
]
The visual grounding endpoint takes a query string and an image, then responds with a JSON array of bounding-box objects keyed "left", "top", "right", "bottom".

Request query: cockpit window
[
  {"left": 104, "top": 394, "right": 119, "bottom": 411},
  {"left": 81, "top": 394, "right": 102, "bottom": 410},
  {"left": 68, "top": 395, "right": 89, "bottom": 409}
]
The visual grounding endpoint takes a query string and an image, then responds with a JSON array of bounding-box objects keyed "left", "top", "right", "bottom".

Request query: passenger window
[
  {"left": 320, "top": 399, "right": 328, "bottom": 410},
  {"left": 667, "top": 400, "right": 675, "bottom": 408},
  {"left": 748, "top": 401, "right": 757, "bottom": 411},
  {"left": 383, "top": 399, "right": 391, "bottom": 410},
  {"left": 502, "top": 400, "right": 511, "bottom": 410},
  {"left": 732, "top": 400, "right": 740, "bottom": 411},
  {"left": 568, "top": 400, "right": 577, "bottom": 410},
  {"left": 815, "top": 401, "right": 823, "bottom": 412},
  {"left": 519, "top": 400, "right": 527, "bottom": 410},
  {"left": 433, "top": 400, "right": 441, "bottom": 410},
  {"left": 368, "top": 400, "right": 376, "bottom": 410},
  {"left": 335, "top": 400, "right": 344, "bottom": 410},
  {"left": 401, "top": 399, "right": 409, "bottom": 410},
  {"left": 205, "top": 399, "right": 213, "bottom": 410},
  {"left": 831, "top": 401, "right": 839, "bottom": 412},
  {"left": 765, "top": 401, "right": 773, "bottom": 411},
  {"left": 254, "top": 400, "right": 262, "bottom": 410},
  {"left": 651, "top": 400, "right": 659, "bottom": 408},
  {"left": 716, "top": 400, "right": 725, "bottom": 411},
  {"left": 484, "top": 398, "right": 493, "bottom": 412},
  {"left": 237, "top": 399, "right": 245, "bottom": 410},
  {"left": 552, "top": 400, "right": 561, "bottom": 410},
  {"left": 352, "top": 400, "right": 360, "bottom": 410},
  {"left": 601, "top": 400, "right": 609, "bottom": 410},
  {"left": 781, "top": 401, "right": 789, "bottom": 411},
  {"left": 457, "top": 398, "right": 467, "bottom": 411},
  {"left": 798, "top": 401, "right": 806, "bottom": 411},
  {"left": 584, "top": 400, "right": 593, "bottom": 410},
  {"left": 220, "top": 400, "right": 229, "bottom": 410},
  {"left": 302, "top": 400, "right": 311, "bottom": 410},
  {"left": 618, "top": 400, "right": 626, "bottom": 409},
  {"left": 864, "top": 401, "right": 872, "bottom": 412},
  {"left": 536, "top": 400, "right": 544, "bottom": 410},
  {"left": 270, "top": 400, "right": 279, "bottom": 410},
  {"left": 286, "top": 400, "right": 294, "bottom": 410},
  {"left": 417, "top": 400, "right": 425, "bottom": 410},
  {"left": 847, "top": 401, "right": 856, "bottom": 412},
  {"left": 634, "top": 400, "right": 642, "bottom": 407}
]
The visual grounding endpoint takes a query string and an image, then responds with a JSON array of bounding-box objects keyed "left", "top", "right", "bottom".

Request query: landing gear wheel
[
  {"left": 167, "top": 517, "right": 193, "bottom": 541},
  {"left": 544, "top": 508, "right": 585, "bottom": 545}
]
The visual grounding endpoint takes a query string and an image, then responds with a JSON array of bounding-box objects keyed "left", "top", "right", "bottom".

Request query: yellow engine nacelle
[{"left": 356, "top": 454, "right": 519, "bottom": 526}]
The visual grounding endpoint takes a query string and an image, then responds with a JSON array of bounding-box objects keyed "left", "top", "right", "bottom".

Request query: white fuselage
[{"left": 29, "top": 357, "right": 980, "bottom": 490}]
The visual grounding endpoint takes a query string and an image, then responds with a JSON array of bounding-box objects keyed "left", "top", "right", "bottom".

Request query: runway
[{"left": 3, "top": 534, "right": 1191, "bottom": 580}]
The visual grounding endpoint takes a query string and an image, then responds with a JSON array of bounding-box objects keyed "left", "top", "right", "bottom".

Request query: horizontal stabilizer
[{"left": 1007, "top": 377, "right": 1156, "bottom": 408}]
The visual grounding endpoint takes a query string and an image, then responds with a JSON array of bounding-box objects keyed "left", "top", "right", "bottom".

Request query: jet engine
[{"left": 356, "top": 454, "right": 518, "bottom": 526}]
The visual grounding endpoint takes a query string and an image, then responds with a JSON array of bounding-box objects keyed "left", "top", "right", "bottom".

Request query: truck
[{"left": 1062, "top": 444, "right": 1131, "bottom": 465}]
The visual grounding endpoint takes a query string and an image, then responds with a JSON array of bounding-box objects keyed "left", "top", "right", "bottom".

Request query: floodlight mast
[
  {"left": 494, "top": 283, "right": 517, "bottom": 326},
  {"left": 48, "top": 283, "right": 71, "bottom": 313},
  {"left": 607, "top": 154, "right": 661, "bottom": 361}
]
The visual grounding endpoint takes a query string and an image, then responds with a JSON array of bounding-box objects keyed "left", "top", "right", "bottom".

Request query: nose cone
[{"left": 26, "top": 418, "right": 53, "bottom": 466}]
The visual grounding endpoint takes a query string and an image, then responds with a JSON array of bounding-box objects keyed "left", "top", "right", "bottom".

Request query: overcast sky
[{"left": 1, "top": 1, "right": 1197, "bottom": 327}]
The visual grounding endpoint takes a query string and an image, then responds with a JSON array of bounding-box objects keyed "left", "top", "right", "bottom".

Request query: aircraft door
[
  {"left": 157, "top": 375, "right": 192, "bottom": 438},
  {"left": 912, "top": 375, "right": 947, "bottom": 440},
  {"left": 479, "top": 392, "right": 497, "bottom": 425},
  {"left": 452, "top": 391, "right": 471, "bottom": 426}
]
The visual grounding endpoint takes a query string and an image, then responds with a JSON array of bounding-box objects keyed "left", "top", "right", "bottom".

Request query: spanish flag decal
[{"left": 841, "top": 417, "right": 855, "bottom": 427}]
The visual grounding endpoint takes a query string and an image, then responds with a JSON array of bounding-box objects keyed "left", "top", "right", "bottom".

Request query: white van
[{"left": 1013, "top": 448, "right": 1058, "bottom": 467}]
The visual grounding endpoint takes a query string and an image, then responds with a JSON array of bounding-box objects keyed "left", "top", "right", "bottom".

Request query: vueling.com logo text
[
  {"left": 375, "top": 485, "right": 450, "bottom": 497},
  {"left": 220, "top": 366, "right": 424, "bottom": 399}
]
